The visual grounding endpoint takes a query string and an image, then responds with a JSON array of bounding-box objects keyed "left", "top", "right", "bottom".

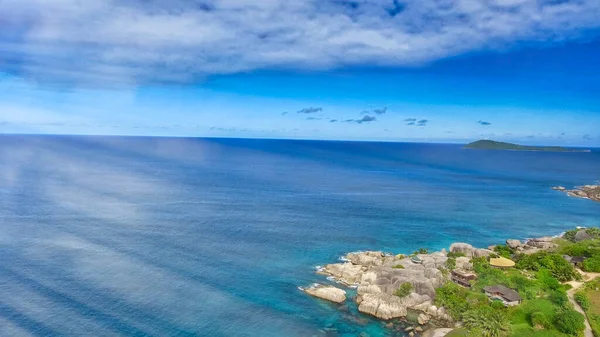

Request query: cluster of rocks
[
  {"left": 303, "top": 243, "right": 494, "bottom": 328},
  {"left": 303, "top": 231, "right": 570, "bottom": 336},
  {"left": 505, "top": 236, "right": 557, "bottom": 254},
  {"left": 553, "top": 185, "right": 600, "bottom": 202}
]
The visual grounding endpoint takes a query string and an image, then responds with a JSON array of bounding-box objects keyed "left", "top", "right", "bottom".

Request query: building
[
  {"left": 483, "top": 285, "right": 522, "bottom": 306},
  {"left": 564, "top": 255, "right": 586, "bottom": 268},
  {"left": 451, "top": 269, "right": 477, "bottom": 288},
  {"left": 489, "top": 257, "right": 516, "bottom": 269}
]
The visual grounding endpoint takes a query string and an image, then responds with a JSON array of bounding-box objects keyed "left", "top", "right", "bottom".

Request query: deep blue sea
[{"left": 0, "top": 135, "right": 598, "bottom": 337}]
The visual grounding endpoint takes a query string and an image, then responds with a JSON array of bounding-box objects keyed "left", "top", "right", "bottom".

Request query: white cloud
[{"left": 0, "top": 0, "right": 599, "bottom": 85}]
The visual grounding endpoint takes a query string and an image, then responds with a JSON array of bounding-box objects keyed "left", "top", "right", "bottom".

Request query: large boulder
[
  {"left": 418, "top": 313, "right": 431, "bottom": 325},
  {"left": 455, "top": 257, "right": 473, "bottom": 271},
  {"left": 526, "top": 237, "right": 556, "bottom": 250},
  {"left": 506, "top": 239, "right": 523, "bottom": 250},
  {"left": 323, "top": 263, "right": 364, "bottom": 285},
  {"left": 358, "top": 293, "right": 407, "bottom": 320},
  {"left": 304, "top": 284, "right": 346, "bottom": 303},
  {"left": 449, "top": 243, "right": 475, "bottom": 257},
  {"left": 449, "top": 243, "right": 491, "bottom": 258},
  {"left": 575, "top": 230, "right": 592, "bottom": 242},
  {"left": 346, "top": 251, "right": 386, "bottom": 267},
  {"left": 358, "top": 292, "right": 431, "bottom": 320}
]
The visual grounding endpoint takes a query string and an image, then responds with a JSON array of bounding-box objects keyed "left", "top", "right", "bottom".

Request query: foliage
[
  {"left": 560, "top": 240, "right": 600, "bottom": 258},
  {"left": 392, "top": 264, "right": 405, "bottom": 269},
  {"left": 547, "top": 290, "right": 568, "bottom": 307},
  {"left": 553, "top": 308, "right": 585, "bottom": 335},
  {"left": 494, "top": 245, "right": 514, "bottom": 259},
  {"left": 463, "top": 306, "right": 512, "bottom": 337},
  {"left": 435, "top": 282, "right": 472, "bottom": 320},
  {"left": 530, "top": 312, "right": 551, "bottom": 329},
  {"left": 414, "top": 248, "right": 429, "bottom": 254},
  {"left": 516, "top": 252, "right": 578, "bottom": 282},
  {"left": 394, "top": 282, "right": 412, "bottom": 298},
  {"left": 447, "top": 251, "right": 467, "bottom": 258},
  {"left": 447, "top": 257, "right": 456, "bottom": 270},
  {"left": 574, "top": 292, "right": 590, "bottom": 311},
  {"left": 579, "top": 278, "right": 600, "bottom": 337},
  {"left": 563, "top": 229, "right": 579, "bottom": 242},
  {"left": 508, "top": 274, "right": 541, "bottom": 300},
  {"left": 563, "top": 227, "right": 600, "bottom": 242},
  {"left": 582, "top": 256, "right": 600, "bottom": 272},
  {"left": 395, "top": 254, "right": 406, "bottom": 259}
]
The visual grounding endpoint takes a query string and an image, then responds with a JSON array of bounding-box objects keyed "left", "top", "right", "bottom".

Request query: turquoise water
[{"left": 0, "top": 135, "right": 598, "bottom": 336}]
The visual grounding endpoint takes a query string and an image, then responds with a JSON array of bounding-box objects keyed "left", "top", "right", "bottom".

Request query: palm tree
[{"left": 463, "top": 307, "right": 512, "bottom": 337}]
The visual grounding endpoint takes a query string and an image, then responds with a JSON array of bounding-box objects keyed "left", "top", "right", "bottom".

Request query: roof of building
[
  {"left": 483, "top": 285, "right": 522, "bottom": 302},
  {"left": 490, "top": 257, "right": 516, "bottom": 268}
]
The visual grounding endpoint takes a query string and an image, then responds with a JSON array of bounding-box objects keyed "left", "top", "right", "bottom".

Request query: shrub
[
  {"left": 394, "top": 282, "right": 413, "bottom": 298},
  {"left": 554, "top": 308, "right": 585, "bottom": 335},
  {"left": 548, "top": 289, "right": 569, "bottom": 307},
  {"left": 446, "top": 257, "right": 456, "bottom": 270},
  {"left": 516, "top": 252, "right": 578, "bottom": 282},
  {"left": 583, "top": 256, "right": 600, "bottom": 272},
  {"left": 493, "top": 245, "right": 513, "bottom": 259},
  {"left": 414, "top": 248, "right": 429, "bottom": 254},
  {"left": 587, "top": 227, "right": 600, "bottom": 239},
  {"left": 395, "top": 254, "right": 406, "bottom": 259},
  {"left": 447, "top": 252, "right": 466, "bottom": 258},
  {"left": 563, "top": 229, "right": 579, "bottom": 242},
  {"left": 392, "top": 264, "right": 405, "bottom": 269},
  {"left": 530, "top": 311, "right": 550, "bottom": 329},
  {"left": 435, "top": 282, "right": 470, "bottom": 320},
  {"left": 574, "top": 292, "right": 590, "bottom": 311}
]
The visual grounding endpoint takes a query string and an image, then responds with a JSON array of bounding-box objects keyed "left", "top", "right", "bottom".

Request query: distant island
[{"left": 464, "top": 140, "right": 590, "bottom": 152}]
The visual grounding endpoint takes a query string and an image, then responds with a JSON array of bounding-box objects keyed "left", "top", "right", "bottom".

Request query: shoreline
[{"left": 302, "top": 229, "right": 582, "bottom": 337}]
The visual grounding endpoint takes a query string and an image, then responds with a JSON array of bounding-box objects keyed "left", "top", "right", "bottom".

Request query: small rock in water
[{"left": 303, "top": 284, "right": 346, "bottom": 303}]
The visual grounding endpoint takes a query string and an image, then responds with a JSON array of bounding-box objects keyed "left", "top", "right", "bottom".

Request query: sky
[{"left": 0, "top": 0, "right": 599, "bottom": 146}]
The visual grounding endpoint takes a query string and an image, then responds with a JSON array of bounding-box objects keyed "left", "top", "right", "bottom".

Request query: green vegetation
[
  {"left": 558, "top": 227, "right": 600, "bottom": 273},
  {"left": 515, "top": 252, "right": 579, "bottom": 282},
  {"left": 578, "top": 278, "right": 600, "bottom": 336},
  {"left": 392, "top": 264, "right": 405, "bottom": 269},
  {"left": 464, "top": 140, "right": 589, "bottom": 152},
  {"left": 463, "top": 306, "right": 512, "bottom": 337},
  {"left": 447, "top": 257, "right": 456, "bottom": 270},
  {"left": 554, "top": 308, "right": 585, "bottom": 335},
  {"left": 394, "top": 282, "right": 412, "bottom": 298},
  {"left": 574, "top": 292, "right": 590, "bottom": 311},
  {"left": 414, "top": 248, "right": 429, "bottom": 254},
  {"left": 494, "top": 245, "right": 514, "bottom": 259},
  {"left": 433, "top": 230, "right": 594, "bottom": 337},
  {"left": 447, "top": 252, "right": 467, "bottom": 258},
  {"left": 530, "top": 312, "right": 551, "bottom": 329}
]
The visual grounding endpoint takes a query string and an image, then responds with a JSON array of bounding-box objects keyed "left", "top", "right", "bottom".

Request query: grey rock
[
  {"left": 303, "top": 284, "right": 346, "bottom": 303},
  {"left": 575, "top": 230, "right": 592, "bottom": 242}
]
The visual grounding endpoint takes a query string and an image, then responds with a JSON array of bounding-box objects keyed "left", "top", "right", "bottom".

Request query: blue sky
[{"left": 0, "top": 0, "right": 599, "bottom": 145}]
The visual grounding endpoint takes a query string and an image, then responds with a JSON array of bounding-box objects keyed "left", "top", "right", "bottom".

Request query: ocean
[{"left": 0, "top": 135, "right": 598, "bottom": 337}]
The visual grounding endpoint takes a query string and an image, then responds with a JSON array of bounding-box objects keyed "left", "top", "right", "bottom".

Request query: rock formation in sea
[
  {"left": 553, "top": 184, "right": 600, "bottom": 202},
  {"left": 302, "top": 284, "right": 347, "bottom": 303},
  {"left": 311, "top": 250, "right": 453, "bottom": 322}
]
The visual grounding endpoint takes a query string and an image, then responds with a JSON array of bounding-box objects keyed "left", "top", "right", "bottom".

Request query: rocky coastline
[
  {"left": 302, "top": 236, "right": 562, "bottom": 336},
  {"left": 553, "top": 184, "right": 600, "bottom": 202}
]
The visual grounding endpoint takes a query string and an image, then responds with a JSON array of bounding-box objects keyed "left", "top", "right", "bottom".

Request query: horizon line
[{"left": 0, "top": 132, "right": 597, "bottom": 149}]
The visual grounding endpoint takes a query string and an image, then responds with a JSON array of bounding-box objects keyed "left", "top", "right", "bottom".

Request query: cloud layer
[{"left": 1, "top": 0, "right": 600, "bottom": 85}]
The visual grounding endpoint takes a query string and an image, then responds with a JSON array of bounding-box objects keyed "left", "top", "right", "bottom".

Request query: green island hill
[
  {"left": 464, "top": 140, "right": 591, "bottom": 153},
  {"left": 302, "top": 226, "right": 600, "bottom": 337}
]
